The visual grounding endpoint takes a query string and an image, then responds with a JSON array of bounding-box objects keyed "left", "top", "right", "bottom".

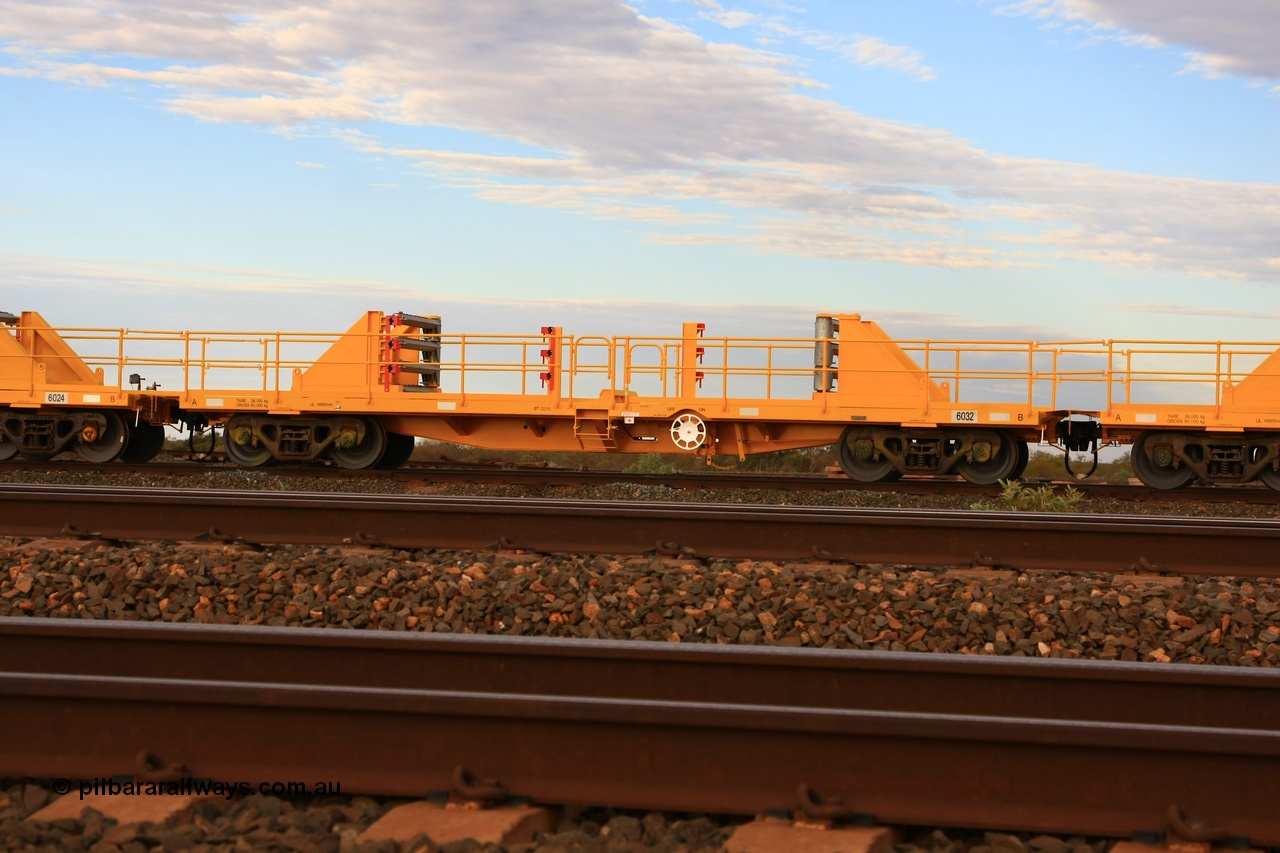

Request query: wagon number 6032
[{"left": 952, "top": 410, "right": 977, "bottom": 423}]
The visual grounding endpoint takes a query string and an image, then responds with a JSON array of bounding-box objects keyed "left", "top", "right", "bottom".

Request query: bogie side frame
[{"left": 3, "top": 309, "right": 1280, "bottom": 489}]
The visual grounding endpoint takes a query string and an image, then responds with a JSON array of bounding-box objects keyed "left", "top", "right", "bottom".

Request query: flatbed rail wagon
[{"left": 3, "top": 309, "right": 1279, "bottom": 490}]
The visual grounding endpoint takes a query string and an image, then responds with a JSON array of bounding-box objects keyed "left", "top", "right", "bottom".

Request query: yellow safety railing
[{"left": 10, "top": 319, "right": 1280, "bottom": 416}]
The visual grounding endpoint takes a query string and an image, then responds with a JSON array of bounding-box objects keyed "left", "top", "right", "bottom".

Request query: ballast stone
[{"left": 356, "top": 800, "right": 558, "bottom": 846}]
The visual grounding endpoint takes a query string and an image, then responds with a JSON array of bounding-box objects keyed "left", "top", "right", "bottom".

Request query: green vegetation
[
  {"left": 732, "top": 447, "right": 837, "bottom": 473},
  {"left": 1022, "top": 451, "right": 1133, "bottom": 484},
  {"left": 971, "top": 479, "right": 1083, "bottom": 513},
  {"left": 623, "top": 453, "right": 680, "bottom": 474}
]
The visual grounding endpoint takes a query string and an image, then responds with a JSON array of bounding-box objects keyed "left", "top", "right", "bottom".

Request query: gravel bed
[
  {"left": 3, "top": 536, "right": 1279, "bottom": 665},
  {"left": 1, "top": 778, "right": 1116, "bottom": 852},
  {"left": 0, "top": 779, "right": 742, "bottom": 851},
  {"left": 2, "top": 469, "right": 1276, "bottom": 849}
]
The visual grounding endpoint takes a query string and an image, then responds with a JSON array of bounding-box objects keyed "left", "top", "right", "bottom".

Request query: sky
[{"left": 0, "top": 0, "right": 1277, "bottom": 344}]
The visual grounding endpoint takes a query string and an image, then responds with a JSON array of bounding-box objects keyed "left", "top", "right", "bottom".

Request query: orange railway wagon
[
  {"left": 3, "top": 308, "right": 1280, "bottom": 489},
  {"left": 0, "top": 311, "right": 175, "bottom": 463}
]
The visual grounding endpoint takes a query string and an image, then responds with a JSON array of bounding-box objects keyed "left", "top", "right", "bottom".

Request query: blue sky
[{"left": 1, "top": 0, "right": 1276, "bottom": 343}]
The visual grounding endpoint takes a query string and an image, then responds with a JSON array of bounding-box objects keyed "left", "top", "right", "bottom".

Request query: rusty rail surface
[
  {"left": 5, "top": 458, "right": 1280, "bottom": 504},
  {"left": 1, "top": 618, "right": 1277, "bottom": 844},
  {"left": 1, "top": 482, "right": 1279, "bottom": 575}
]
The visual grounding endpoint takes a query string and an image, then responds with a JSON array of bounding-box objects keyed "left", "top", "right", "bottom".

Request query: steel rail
[
  {"left": 0, "top": 482, "right": 1278, "bottom": 574},
  {"left": 6, "top": 459, "right": 1280, "bottom": 504},
  {"left": 2, "top": 619, "right": 1278, "bottom": 844},
  {"left": 4, "top": 618, "right": 1273, "bottom": 726}
]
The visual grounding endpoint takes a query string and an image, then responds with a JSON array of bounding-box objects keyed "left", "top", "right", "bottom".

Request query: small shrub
[
  {"left": 624, "top": 453, "right": 680, "bottom": 474},
  {"left": 971, "top": 480, "right": 1083, "bottom": 512}
]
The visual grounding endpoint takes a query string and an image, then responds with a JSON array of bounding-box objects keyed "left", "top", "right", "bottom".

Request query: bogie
[
  {"left": 220, "top": 414, "right": 393, "bottom": 470},
  {"left": 1130, "top": 430, "right": 1280, "bottom": 489},
  {"left": 0, "top": 410, "right": 129, "bottom": 462},
  {"left": 837, "top": 427, "right": 1025, "bottom": 486}
]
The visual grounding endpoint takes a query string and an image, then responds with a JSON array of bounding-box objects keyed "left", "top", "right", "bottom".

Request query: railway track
[
  {"left": 6, "top": 457, "right": 1280, "bottom": 503},
  {"left": 2, "top": 617, "right": 1277, "bottom": 844},
  {"left": 0, "top": 482, "right": 1278, "bottom": 575}
]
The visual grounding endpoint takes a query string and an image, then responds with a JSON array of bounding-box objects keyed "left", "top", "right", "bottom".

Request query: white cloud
[
  {"left": 1, "top": 0, "right": 1275, "bottom": 285},
  {"left": 833, "top": 35, "right": 936, "bottom": 82},
  {"left": 0, "top": 248, "right": 1067, "bottom": 341},
  {"left": 1115, "top": 303, "right": 1280, "bottom": 320},
  {"left": 760, "top": 20, "right": 936, "bottom": 82},
  {"left": 1005, "top": 0, "right": 1280, "bottom": 84}
]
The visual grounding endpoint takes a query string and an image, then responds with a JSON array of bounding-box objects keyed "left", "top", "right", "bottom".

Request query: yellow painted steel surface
[{"left": 5, "top": 310, "right": 1280, "bottom": 454}]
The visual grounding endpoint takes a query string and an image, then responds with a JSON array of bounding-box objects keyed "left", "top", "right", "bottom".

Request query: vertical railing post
[
  {"left": 1126, "top": 350, "right": 1132, "bottom": 404},
  {"left": 1027, "top": 342, "right": 1034, "bottom": 408},
  {"left": 459, "top": 336, "right": 466, "bottom": 400},
  {"left": 766, "top": 344, "right": 773, "bottom": 399},
  {"left": 116, "top": 329, "right": 125, "bottom": 389},
  {"left": 1215, "top": 342, "right": 1222, "bottom": 408},
  {"left": 1104, "top": 341, "right": 1112, "bottom": 411},
  {"left": 953, "top": 350, "right": 961, "bottom": 403},
  {"left": 1051, "top": 349, "right": 1060, "bottom": 410}
]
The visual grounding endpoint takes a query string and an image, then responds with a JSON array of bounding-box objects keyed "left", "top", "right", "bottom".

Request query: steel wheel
[
  {"left": 75, "top": 411, "right": 128, "bottom": 463},
  {"left": 120, "top": 422, "right": 166, "bottom": 463},
  {"left": 1130, "top": 431, "right": 1194, "bottom": 489},
  {"left": 0, "top": 432, "right": 15, "bottom": 462},
  {"left": 1260, "top": 465, "right": 1280, "bottom": 491},
  {"left": 223, "top": 418, "right": 273, "bottom": 467},
  {"left": 1009, "top": 438, "right": 1030, "bottom": 480},
  {"left": 837, "top": 427, "right": 900, "bottom": 482},
  {"left": 331, "top": 418, "right": 386, "bottom": 470},
  {"left": 955, "top": 431, "right": 1018, "bottom": 485},
  {"left": 375, "top": 432, "right": 415, "bottom": 470}
]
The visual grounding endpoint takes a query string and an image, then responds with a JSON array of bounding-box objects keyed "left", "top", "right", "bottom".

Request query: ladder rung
[
  {"left": 394, "top": 338, "right": 440, "bottom": 353},
  {"left": 392, "top": 312, "right": 441, "bottom": 332}
]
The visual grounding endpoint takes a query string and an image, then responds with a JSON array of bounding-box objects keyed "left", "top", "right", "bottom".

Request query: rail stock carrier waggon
[{"left": 3, "top": 308, "right": 1280, "bottom": 490}]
